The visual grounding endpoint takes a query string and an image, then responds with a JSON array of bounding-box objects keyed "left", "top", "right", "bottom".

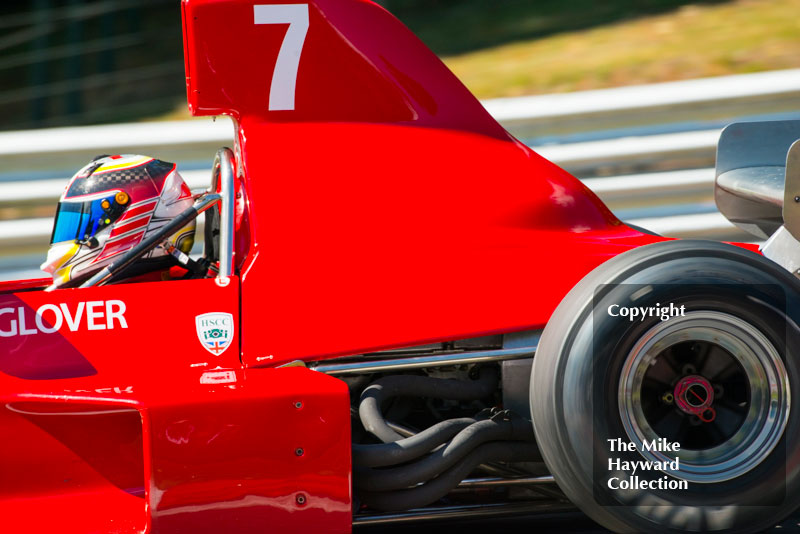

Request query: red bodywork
[{"left": 1, "top": 1, "right": 664, "bottom": 532}]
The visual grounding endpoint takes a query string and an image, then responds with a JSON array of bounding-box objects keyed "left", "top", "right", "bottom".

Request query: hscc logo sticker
[{"left": 195, "top": 312, "right": 234, "bottom": 356}]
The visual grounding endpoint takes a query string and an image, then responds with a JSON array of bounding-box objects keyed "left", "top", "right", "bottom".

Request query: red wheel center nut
[{"left": 674, "top": 374, "right": 714, "bottom": 416}]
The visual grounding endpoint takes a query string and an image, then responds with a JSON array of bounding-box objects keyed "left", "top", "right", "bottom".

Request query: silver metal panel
[
  {"left": 760, "top": 225, "right": 800, "bottom": 276},
  {"left": 716, "top": 166, "right": 785, "bottom": 207},
  {"left": 784, "top": 139, "right": 800, "bottom": 239},
  {"left": 500, "top": 331, "right": 539, "bottom": 420},
  {"left": 716, "top": 120, "right": 800, "bottom": 175},
  {"left": 715, "top": 120, "right": 800, "bottom": 238},
  {"left": 502, "top": 358, "right": 533, "bottom": 420}
]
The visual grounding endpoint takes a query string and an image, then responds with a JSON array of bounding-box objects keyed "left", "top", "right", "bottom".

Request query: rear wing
[
  {"left": 715, "top": 120, "right": 800, "bottom": 240},
  {"left": 715, "top": 119, "right": 800, "bottom": 274}
]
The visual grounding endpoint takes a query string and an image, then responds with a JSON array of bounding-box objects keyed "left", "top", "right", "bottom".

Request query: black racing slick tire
[{"left": 530, "top": 240, "right": 800, "bottom": 533}]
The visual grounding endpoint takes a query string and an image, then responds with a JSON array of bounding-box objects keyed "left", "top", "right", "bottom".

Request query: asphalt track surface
[{"left": 358, "top": 510, "right": 800, "bottom": 533}]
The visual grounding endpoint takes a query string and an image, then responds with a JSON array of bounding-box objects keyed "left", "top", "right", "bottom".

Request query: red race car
[{"left": 3, "top": 1, "right": 800, "bottom": 533}]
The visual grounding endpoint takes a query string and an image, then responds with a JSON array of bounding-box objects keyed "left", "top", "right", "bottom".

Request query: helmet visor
[{"left": 50, "top": 196, "right": 119, "bottom": 244}]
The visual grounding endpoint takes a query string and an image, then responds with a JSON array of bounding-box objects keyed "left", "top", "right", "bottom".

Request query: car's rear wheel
[{"left": 531, "top": 240, "right": 800, "bottom": 533}]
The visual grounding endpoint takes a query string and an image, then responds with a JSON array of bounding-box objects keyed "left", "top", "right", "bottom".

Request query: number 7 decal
[{"left": 253, "top": 4, "right": 309, "bottom": 111}]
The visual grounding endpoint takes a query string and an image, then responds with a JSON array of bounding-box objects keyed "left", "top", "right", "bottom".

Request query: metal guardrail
[
  {"left": 4, "top": 69, "right": 799, "bottom": 280},
  {"left": 483, "top": 69, "right": 800, "bottom": 143}
]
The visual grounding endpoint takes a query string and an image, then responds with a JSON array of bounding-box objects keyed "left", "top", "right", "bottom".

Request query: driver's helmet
[{"left": 41, "top": 154, "right": 196, "bottom": 288}]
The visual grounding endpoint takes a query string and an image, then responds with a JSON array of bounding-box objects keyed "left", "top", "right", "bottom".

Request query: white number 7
[{"left": 253, "top": 4, "right": 309, "bottom": 111}]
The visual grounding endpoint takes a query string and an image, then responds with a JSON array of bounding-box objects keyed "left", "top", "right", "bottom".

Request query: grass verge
[{"left": 435, "top": 0, "right": 800, "bottom": 98}]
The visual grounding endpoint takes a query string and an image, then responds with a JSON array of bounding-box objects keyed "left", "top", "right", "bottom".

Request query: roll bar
[{"left": 210, "top": 147, "right": 235, "bottom": 286}]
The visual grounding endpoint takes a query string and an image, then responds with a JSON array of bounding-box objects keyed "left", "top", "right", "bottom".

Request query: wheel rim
[{"left": 618, "top": 311, "right": 790, "bottom": 483}]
